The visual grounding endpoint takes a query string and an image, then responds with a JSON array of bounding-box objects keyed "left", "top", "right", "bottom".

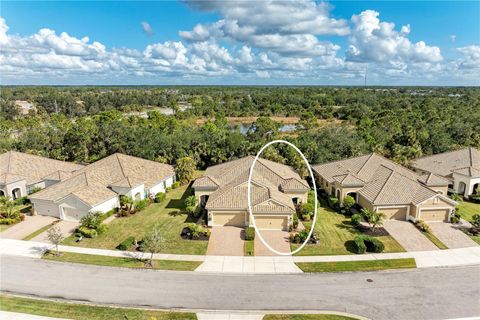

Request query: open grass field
[
  {"left": 291, "top": 205, "right": 405, "bottom": 256},
  {"left": 0, "top": 295, "right": 196, "bottom": 320},
  {"left": 43, "top": 251, "right": 201, "bottom": 271},
  {"left": 296, "top": 258, "right": 416, "bottom": 273},
  {"left": 62, "top": 174, "right": 208, "bottom": 255}
]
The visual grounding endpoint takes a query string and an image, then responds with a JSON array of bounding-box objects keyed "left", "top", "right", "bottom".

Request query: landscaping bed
[
  {"left": 296, "top": 258, "right": 416, "bottom": 273},
  {"left": 43, "top": 251, "right": 201, "bottom": 271},
  {"left": 62, "top": 177, "right": 208, "bottom": 255},
  {"left": 0, "top": 294, "right": 197, "bottom": 320}
]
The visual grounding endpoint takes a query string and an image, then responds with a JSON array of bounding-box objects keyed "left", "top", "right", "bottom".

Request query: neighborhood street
[{"left": 1, "top": 255, "right": 479, "bottom": 320}]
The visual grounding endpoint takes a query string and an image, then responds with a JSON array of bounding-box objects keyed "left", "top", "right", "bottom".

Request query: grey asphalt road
[{"left": 1, "top": 255, "right": 479, "bottom": 320}]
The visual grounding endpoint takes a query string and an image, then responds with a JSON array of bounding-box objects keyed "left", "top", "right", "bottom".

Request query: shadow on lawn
[{"left": 165, "top": 185, "right": 193, "bottom": 210}]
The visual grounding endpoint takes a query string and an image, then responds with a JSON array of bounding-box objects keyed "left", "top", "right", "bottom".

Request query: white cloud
[
  {"left": 346, "top": 10, "right": 442, "bottom": 63},
  {"left": 141, "top": 21, "right": 154, "bottom": 36}
]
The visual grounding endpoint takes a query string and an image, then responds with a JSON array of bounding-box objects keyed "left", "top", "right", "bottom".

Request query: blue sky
[{"left": 1, "top": 1, "right": 479, "bottom": 85}]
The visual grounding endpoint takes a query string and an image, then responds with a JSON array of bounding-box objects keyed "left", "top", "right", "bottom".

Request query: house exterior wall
[
  {"left": 165, "top": 176, "right": 174, "bottom": 188},
  {"left": 412, "top": 196, "right": 455, "bottom": 222},
  {"left": 149, "top": 180, "right": 166, "bottom": 196},
  {"left": 284, "top": 191, "right": 308, "bottom": 204},
  {"left": 428, "top": 185, "right": 449, "bottom": 195},
  {"left": 452, "top": 173, "right": 480, "bottom": 197},
  {"left": 125, "top": 184, "right": 145, "bottom": 200},
  {"left": 90, "top": 196, "right": 120, "bottom": 214},
  {"left": 357, "top": 194, "right": 374, "bottom": 211},
  {"left": 194, "top": 188, "right": 216, "bottom": 203},
  {"left": 208, "top": 209, "right": 247, "bottom": 227},
  {"left": 43, "top": 179, "right": 60, "bottom": 188},
  {"left": 59, "top": 195, "right": 92, "bottom": 220}
]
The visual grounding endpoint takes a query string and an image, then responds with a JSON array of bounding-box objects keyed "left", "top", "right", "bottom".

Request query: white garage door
[{"left": 63, "top": 207, "right": 89, "bottom": 222}]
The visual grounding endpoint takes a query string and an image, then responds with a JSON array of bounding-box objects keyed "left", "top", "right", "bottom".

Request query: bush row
[
  {"left": 116, "top": 236, "right": 136, "bottom": 250},
  {"left": 352, "top": 235, "right": 384, "bottom": 254}
]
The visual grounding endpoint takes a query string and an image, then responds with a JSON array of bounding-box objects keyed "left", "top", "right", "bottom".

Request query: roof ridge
[
  {"left": 355, "top": 153, "right": 376, "bottom": 176},
  {"left": 415, "top": 147, "right": 477, "bottom": 161},
  {"left": 313, "top": 153, "right": 373, "bottom": 170},
  {"left": 115, "top": 154, "right": 127, "bottom": 178}
]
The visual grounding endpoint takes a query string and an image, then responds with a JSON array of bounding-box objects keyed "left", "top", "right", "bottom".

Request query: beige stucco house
[
  {"left": 313, "top": 153, "right": 457, "bottom": 222},
  {"left": 412, "top": 147, "right": 480, "bottom": 198},
  {"left": 29, "top": 153, "right": 175, "bottom": 221},
  {"left": 193, "top": 156, "right": 310, "bottom": 231},
  {"left": 0, "top": 151, "right": 84, "bottom": 200}
]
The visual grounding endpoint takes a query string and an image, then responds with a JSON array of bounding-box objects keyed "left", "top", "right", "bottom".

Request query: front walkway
[
  {"left": 0, "top": 311, "right": 67, "bottom": 320},
  {"left": 255, "top": 230, "right": 291, "bottom": 256},
  {"left": 428, "top": 222, "right": 478, "bottom": 249},
  {"left": 206, "top": 227, "right": 244, "bottom": 256},
  {"left": 30, "top": 220, "right": 78, "bottom": 243},
  {"left": 0, "top": 215, "right": 57, "bottom": 240},
  {"left": 383, "top": 220, "right": 439, "bottom": 251}
]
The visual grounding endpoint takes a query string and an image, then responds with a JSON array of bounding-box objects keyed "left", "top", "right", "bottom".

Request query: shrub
[
  {"left": 302, "top": 214, "right": 311, "bottom": 221},
  {"left": 471, "top": 214, "right": 480, "bottom": 228},
  {"left": 116, "top": 236, "right": 136, "bottom": 250},
  {"left": 135, "top": 199, "right": 149, "bottom": 211},
  {"left": 352, "top": 235, "right": 384, "bottom": 254},
  {"left": 172, "top": 181, "right": 180, "bottom": 189},
  {"left": 185, "top": 195, "right": 197, "bottom": 208},
  {"left": 351, "top": 213, "right": 362, "bottom": 226},
  {"left": 96, "top": 223, "right": 108, "bottom": 235},
  {"left": 0, "top": 218, "right": 18, "bottom": 225},
  {"left": 292, "top": 213, "right": 299, "bottom": 229},
  {"left": 77, "top": 226, "right": 98, "bottom": 238},
  {"left": 327, "top": 197, "right": 338, "bottom": 209},
  {"left": 154, "top": 192, "right": 166, "bottom": 203},
  {"left": 186, "top": 223, "right": 205, "bottom": 239},
  {"left": 244, "top": 227, "right": 255, "bottom": 240},
  {"left": 450, "top": 193, "right": 462, "bottom": 202},
  {"left": 450, "top": 211, "right": 461, "bottom": 224},
  {"left": 79, "top": 212, "right": 102, "bottom": 230},
  {"left": 301, "top": 202, "right": 315, "bottom": 217},
  {"left": 342, "top": 195, "right": 356, "bottom": 211},
  {"left": 13, "top": 196, "right": 29, "bottom": 206},
  {"left": 415, "top": 220, "right": 430, "bottom": 232}
]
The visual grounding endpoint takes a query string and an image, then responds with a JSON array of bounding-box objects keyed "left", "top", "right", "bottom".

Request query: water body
[{"left": 231, "top": 123, "right": 300, "bottom": 135}]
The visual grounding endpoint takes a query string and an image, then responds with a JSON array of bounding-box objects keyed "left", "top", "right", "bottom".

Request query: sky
[{"left": 1, "top": 1, "right": 479, "bottom": 86}]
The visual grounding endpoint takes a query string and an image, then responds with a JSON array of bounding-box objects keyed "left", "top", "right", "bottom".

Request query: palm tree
[
  {"left": 360, "top": 208, "right": 386, "bottom": 232},
  {"left": 0, "top": 198, "right": 20, "bottom": 219}
]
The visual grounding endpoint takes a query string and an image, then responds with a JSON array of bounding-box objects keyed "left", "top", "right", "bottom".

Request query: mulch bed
[{"left": 356, "top": 224, "right": 390, "bottom": 236}]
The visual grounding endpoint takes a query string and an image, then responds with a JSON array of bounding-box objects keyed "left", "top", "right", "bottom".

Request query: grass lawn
[
  {"left": 296, "top": 258, "right": 416, "bottom": 273},
  {"left": 0, "top": 295, "right": 196, "bottom": 320},
  {"left": 263, "top": 315, "right": 359, "bottom": 320},
  {"left": 22, "top": 222, "right": 55, "bottom": 240},
  {"left": 291, "top": 205, "right": 405, "bottom": 256},
  {"left": 62, "top": 177, "right": 208, "bottom": 255},
  {"left": 245, "top": 240, "right": 254, "bottom": 256},
  {"left": 0, "top": 224, "right": 12, "bottom": 232},
  {"left": 422, "top": 230, "right": 448, "bottom": 249},
  {"left": 457, "top": 200, "right": 480, "bottom": 222},
  {"left": 43, "top": 251, "right": 201, "bottom": 271}
]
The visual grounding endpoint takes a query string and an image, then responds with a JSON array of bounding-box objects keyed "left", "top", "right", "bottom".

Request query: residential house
[
  {"left": 313, "top": 153, "right": 457, "bottom": 222},
  {"left": 193, "top": 156, "right": 310, "bottom": 231},
  {"left": 29, "top": 153, "right": 175, "bottom": 221},
  {"left": 412, "top": 147, "right": 480, "bottom": 198},
  {"left": 0, "top": 151, "right": 84, "bottom": 200}
]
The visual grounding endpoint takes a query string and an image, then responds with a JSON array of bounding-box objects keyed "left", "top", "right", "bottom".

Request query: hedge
[
  {"left": 77, "top": 226, "right": 98, "bottom": 238},
  {"left": 116, "top": 236, "right": 135, "bottom": 251},
  {"left": 352, "top": 235, "right": 384, "bottom": 254},
  {"left": 154, "top": 192, "right": 166, "bottom": 203},
  {"left": 244, "top": 227, "right": 255, "bottom": 241}
]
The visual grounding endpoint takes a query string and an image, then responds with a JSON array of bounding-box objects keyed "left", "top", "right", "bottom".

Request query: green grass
[
  {"left": 22, "top": 222, "right": 55, "bottom": 240},
  {"left": 296, "top": 258, "right": 416, "bottom": 273},
  {"left": 0, "top": 295, "right": 196, "bottom": 320},
  {"left": 470, "top": 235, "right": 480, "bottom": 245},
  {"left": 291, "top": 204, "right": 405, "bottom": 256},
  {"left": 0, "top": 224, "right": 12, "bottom": 232},
  {"left": 263, "top": 315, "right": 359, "bottom": 320},
  {"left": 457, "top": 200, "right": 480, "bottom": 222},
  {"left": 43, "top": 251, "right": 201, "bottom": 271},
  {"left": 245, "top": 240, "right": 254, "bottom": 256},
  {"left": 62, "top": 175, "right": 208, "bottom": 255},
  {"left": 422, "top": 230, "right": 448, "bottom": 249}
]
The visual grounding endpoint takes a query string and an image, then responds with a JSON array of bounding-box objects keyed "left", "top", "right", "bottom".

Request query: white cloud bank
[{"left": 0, "top": 2, "right": 478, "bottom": 85}]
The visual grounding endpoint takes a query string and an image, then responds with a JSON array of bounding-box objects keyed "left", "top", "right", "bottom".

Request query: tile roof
[
  {"left": 417, "top": 172, "right": 451, "bottom": 186},
  {"left": 30, "top": 153, "right": 175, "bottom": 206},
  {"left": 197, "top": 156, "right": 309, "bottom": 213},
  {"left": 0, "top": 151, "right": 83, "bottom": 186},
  {"left": 313, "top": 153, "right": 451, "bottom": 207},
  {"left": 412, "top": 147, "right": 480, "bottom": 178}
]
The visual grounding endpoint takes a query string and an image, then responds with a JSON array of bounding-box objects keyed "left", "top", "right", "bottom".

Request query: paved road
[{"left": 1, "top": 256, "right": 479, "bottom": 320}]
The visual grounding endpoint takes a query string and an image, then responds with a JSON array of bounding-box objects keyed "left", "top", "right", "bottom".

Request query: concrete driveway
[
  {"left": 428, "top": 222, "right": 478, "bottom": 249},
  {"left": 0, "top": 215, "right": 57, "bottom": 240},
  {"left": 383, "top": 220, "right": 438, "bottom": 252},
  {"left": 206, "top": 226, "right": 244, "bottom": 256},
  {"left": 30, "top": 220, "right": 79, "bottom": 243},
  {"left": 255, "top": 230, "right": 291, "bottom": 256}
]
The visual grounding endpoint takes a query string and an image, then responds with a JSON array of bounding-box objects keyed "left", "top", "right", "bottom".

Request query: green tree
[
  {"left": 47, "top": 226, "right": 65, "bottom": 256},
  {"left": 360, "top": 208, "right": 386, "bottom": 232},
  {"left": 141, "top": 226, "right": 166, "bottom": 267},
  {"left": 176, "top": 156, "right": 196, "bottom": 184}
]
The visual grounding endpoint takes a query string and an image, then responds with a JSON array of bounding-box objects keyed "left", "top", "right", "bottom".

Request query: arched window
[{"left": 134, "top": 192, "right": 142, "bottom": 200}]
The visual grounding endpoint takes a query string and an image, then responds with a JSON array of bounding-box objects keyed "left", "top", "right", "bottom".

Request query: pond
[{"left": 230, "top": 123, "right": 300, "bottom": 135}]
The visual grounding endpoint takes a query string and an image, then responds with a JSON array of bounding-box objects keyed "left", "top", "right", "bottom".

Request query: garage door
[
  {"left": 255, "top": 216, "right": 288, "bottom": 231},
  {"left": 63, "top": 207, "right": 89, "bottom": 222},
  {"left": 380, "top": 207, "right": 408, "bottom": 220},
  {"left": 421, "top": 209, "right": 449, "bottom": 222},
  {"left": 213, "top": 212, "right": 246, "bottom": 227}
]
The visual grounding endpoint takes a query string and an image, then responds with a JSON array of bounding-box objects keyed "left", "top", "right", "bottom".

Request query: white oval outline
[{"left": 247, "top": 139, "right": 318, "bottom": 256}]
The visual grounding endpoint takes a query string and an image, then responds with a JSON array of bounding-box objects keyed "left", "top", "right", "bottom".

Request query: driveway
[
  {"left": 383, "top": 220, "right": 438, "bottom": 252},
  {"left": 30, "top": 220, "right": 79, "bottom": 243},
  {"left": 255, "top": 230, "right": 291, "bottom": 256},
  {"left": 206, "top": 226, "right": 244, "bottom": 256},
  {"left": 0, "top": 215, "right": 57, "bottom": 240},
  {"left": 428, "top": 222, "right": 478, "bottom": 249}
]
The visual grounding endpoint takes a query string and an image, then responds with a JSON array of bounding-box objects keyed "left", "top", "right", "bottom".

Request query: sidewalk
[{"left": 1, "top": 239, "right": 479, "bottom": 272}]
